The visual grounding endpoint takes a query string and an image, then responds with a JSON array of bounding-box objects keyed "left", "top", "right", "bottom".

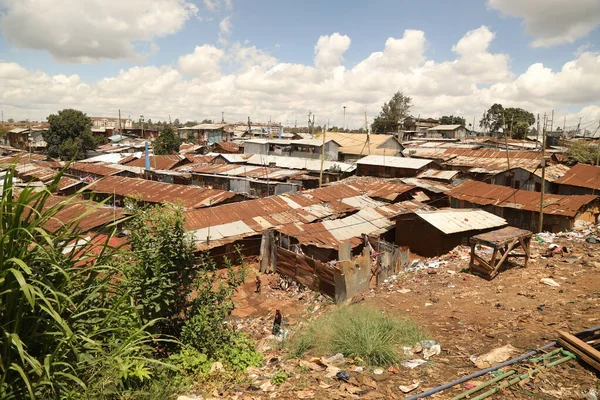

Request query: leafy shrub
[
  {"left": 0, "top": 169, "right": 158, "bottom": 399},
  {"left": 270, "top": 370, "right": 288, "bottom": 385},
  {"left": 287, "top": 304, "right": 428, "bottom": 366},
  {"left": 169, "top": 347, "right": 212, "bottom": 375},
  {"left": 214, "top": 332, "right": 263, "bottom": 371}
]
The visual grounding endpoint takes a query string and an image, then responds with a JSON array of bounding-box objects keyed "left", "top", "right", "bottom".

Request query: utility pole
[
  {"left": 221, "top": 111, "right": 224, "bottom": 123},
  {"left": 343, "top": 106, "right": 346, "bottom": 131},
  {"left": 118, "top": 109, "right": 122, "bottom": 134},
  {"left": 538, "top": 114, "right": 547, "bottom": 233},
  {"left": 536, "top": 113, "right": 540, "bottom": 149},
  {"left": 365, "top": 111, "right": 371, "bottom": 155},
  {"left": 140, "top": 115, "right": 144, "bottom": 138},
  {"left": 319, "top": 123, "right": 327, "bottom": 188},
  {"left": 503, "top": 110, "right": 510, "bottom": 173},
  {"left": 563, "top": 116, "right": 566, "bottom": 133}
]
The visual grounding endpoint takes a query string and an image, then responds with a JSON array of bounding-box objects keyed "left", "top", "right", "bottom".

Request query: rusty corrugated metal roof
[
  {"left": 88, "top": 176, "right": 238, "bottom": 209},
  {"left": 554, "top": 163, "right": 600, "bottom": 190},
  {"left": 43, "top": 195, "right": 127, "bottom": 233},
  {"left": 15, "top": 164, "right": 57, "bottom": 182},
  {"left": 184, "top": 154, "right": 217, "bottom": 164},
  {"left": 56, "top": 176, "right": 83, "bottom": 191},
  {"left": 278, "top": 200, "right": 431, "bottom": 249},
  {"left": 66, "top": 162, "right": 122, "bottom": 176},
  {"left": 214, "top": 142, "right": 240, "bottom": 153},
  {"left": 323, "top": 177, "right": 415, "bottom": 202},
  {"left": 125, "top": 155, "right": 187, "bottom": 170},
  {"left": 446, "top": 180, "right": 599, "bottom": 217}
]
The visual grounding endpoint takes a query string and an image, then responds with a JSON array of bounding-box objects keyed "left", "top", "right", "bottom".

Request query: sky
[{"left": 0, "top": 0, "right": 599, "bottom": 131}]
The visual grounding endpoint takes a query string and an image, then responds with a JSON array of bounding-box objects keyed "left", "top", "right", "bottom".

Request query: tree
[
  {"left": 564, "top": 140, "right": 600, "bottom": 165},
  {"left": 480, "top": 104, "right": 535, "bottom": 138},
  {"left": 440, "top": 115, "right": 466, "bottom": 126},
  {"left": 44, "top": 108, "right": 99, "bottom": 160},
  {"left": 371, "top": 91, "right": 412, "bottom": 133},
  {"left": 7, "top": 118, "right": 14, "bottom": 123},
  {"left": 187, "top": 131, "right": 196, "bottom": 143},
  {"left": 154, "top": 125, "right": 182, "bottom": 155},
  {"left": 201, "top": 119, "right": 213, "bottom": 124},
  {"left": 173, "top": 118, "right": 181, "bottom": 127},
  {"left": 480, "top": 103, "right": 504, "bottom": 132},
  {"left": 504, "top": 107, "right": 535, "bottom": 139}
]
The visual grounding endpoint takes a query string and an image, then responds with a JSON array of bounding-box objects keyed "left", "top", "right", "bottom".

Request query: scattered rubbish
[
  {"left": 401, "top": 359, "right": 428, "bottom": 369},
  {"left": 541, "top": 278, "right": 561, "bottom": 287},
  {"left": 296, "top": 390, "right": 316, "bottom": 399},
  {"left": 335, "top": 371, "right": 350, "bottom": 382},
  {"left": 398, "top": 288, "right": 411, "bottom": 294},
  {"left": 470, "top": 344, "right": 517, "bottom": 369},
  {"left": 353, "top": 366, "right": 363, "bottom": 372},
  {"left": 373, "top": 368, "right": 384, "bottom": 375},
  {"left": 387, "top": 365, "right": 399, "bottom": 374},
  {"left": 399, "top": 381, "right": 420, "bottom": 393},
  {"left": 586, "top": 236, "right": 600, "bottom": 244},
  {"left": 299, "top": 360, "right": 324, "bottom": 372},
  {"left": 322, "top": 353, "right": 345, "bottom": 366},
  {"left": 209, "top": 361, "right": 224, "bottom": 373},
  {"left": 585, "top": 388, "right": 598, "bottom": 400},
  {"left": 407, "top": 259, "right": 444, "bottom": 272},
  {"left": 325, "top": 366, "right": 341, "bottom": 378},
  {"left": 423, "top": 345, "right": 441, "bottom": 360}
]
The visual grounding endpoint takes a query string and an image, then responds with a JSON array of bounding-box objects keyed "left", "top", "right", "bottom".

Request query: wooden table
[{"left": 469, "top": 226, "right": 533, "bottom": 279}]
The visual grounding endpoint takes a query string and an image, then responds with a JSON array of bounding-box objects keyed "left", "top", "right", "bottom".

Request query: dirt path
[{"left": 224, "top": 234, "right": 600, "bottom": 399}]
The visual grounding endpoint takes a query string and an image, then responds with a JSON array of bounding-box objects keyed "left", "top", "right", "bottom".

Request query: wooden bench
[{"left": 469, "top": 226, "right": 533, "bottom": 279}]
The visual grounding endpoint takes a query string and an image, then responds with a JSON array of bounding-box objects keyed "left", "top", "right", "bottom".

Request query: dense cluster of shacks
[{"left": 3, "top": 118, "right": 600, "bottom": 301}]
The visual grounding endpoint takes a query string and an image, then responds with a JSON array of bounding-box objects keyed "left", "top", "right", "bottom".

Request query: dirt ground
[{"left": 213, "top": 231, "right": 600, "bottom": 399}]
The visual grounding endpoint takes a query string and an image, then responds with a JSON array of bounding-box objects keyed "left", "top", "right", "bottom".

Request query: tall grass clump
[
  {"left": 0, "top": 168, "right": 159, "bottom": 399},
  {"left": 288, "top": 304, "right": 428, "bottom": 366}
]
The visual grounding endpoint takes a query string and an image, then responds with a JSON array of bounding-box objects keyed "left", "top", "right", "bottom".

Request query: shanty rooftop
[
  {"left": 554, "top": 163, "right": 600, "bottom": 190},
  {"left": 87, "top": 176, "right": 239, "bottom": 209},
  {"left": 446, "top": 180, "right": 599, "bottom": 217},
  {"left": 414, "top": 209, "right": 507, "bottom": 235},
  {"left": 356, "top": 155, "right": 434, "bottom": 170},
  {"left": 124, "top": 155, "right": 187, "bottom": 170},
  {"left": 243, "top": 138, "right": 339, "bottom": 147},
  {"left": 319, "top": 132, "right": 402, "bottom": 156},
  {"left": 65, "top": 162, "right": 122, "bottom": 176},
  {"left": 428, "top": 125, "right": 463, "bottom": 131},
  {"left": 416, "top": 169, "right": 459, "bottom": 181},
  {"left": 279, "top": 200, "right": 430, "bottom": 249},
  {"left": 42, "top": 195, "right": 127, "bottom": 233},
  {"left": 244, "top": 154, "right": 354, "bottom": 172}
]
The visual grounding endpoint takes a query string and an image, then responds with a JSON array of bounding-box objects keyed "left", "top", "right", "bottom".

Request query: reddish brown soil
[{"left": 220, "top": 234, "right": 600, "bottom": 399}]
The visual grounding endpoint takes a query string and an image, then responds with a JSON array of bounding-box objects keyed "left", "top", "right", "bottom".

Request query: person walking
[
  {"left": 272, "top": 309, "right": 282, "bottom": 335},
  {"left": 255, "top": 275, "right": 262, "bottom": 294}
]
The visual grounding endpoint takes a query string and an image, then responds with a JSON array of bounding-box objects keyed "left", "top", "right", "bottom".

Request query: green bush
[
  {"left": 270, "top": 370, "right": 288, "bottom": 385},
  {"left": 287, "top": 304, "right": 428, "bottom": 366},
  {"left": 0, "top": 168, "right": 159, "bottom": 399}
]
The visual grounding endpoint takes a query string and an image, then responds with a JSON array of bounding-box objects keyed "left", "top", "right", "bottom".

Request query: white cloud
[
  {"left": 314, "top": 33, "right": 351, "bottom": 69},
  {"left": 218, "top": 16, "right": 232, "bottom": 45},
  {"left": 177, "top": 45, "right": 224, "bottom": 78},
  {"left": 203, "top": 0, "right": 232, "bottom": 12},
  {"left": 489, "top": 0, "right": 600, "bottom": 47},
  {"left": 204, "top": 0, "right": 218, "bottom": 11},
  {"left": 1, "top": 27, "right": 599, "bottom": 130},
  {"left": 0, "top": 0, "right": 198, "bottom": 63}
]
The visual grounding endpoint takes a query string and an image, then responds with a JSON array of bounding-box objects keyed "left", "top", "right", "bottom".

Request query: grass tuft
[{"left": 287, "top": 304, "right": 428, "bottom": 366}]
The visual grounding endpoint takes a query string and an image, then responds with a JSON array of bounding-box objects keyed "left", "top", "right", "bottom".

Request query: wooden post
[
  {"left": 319, "top": 124, "right": 326, "bottom": 188},
  {"left": 539, "top": 114, "right": 547, "bottom": 232}
]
